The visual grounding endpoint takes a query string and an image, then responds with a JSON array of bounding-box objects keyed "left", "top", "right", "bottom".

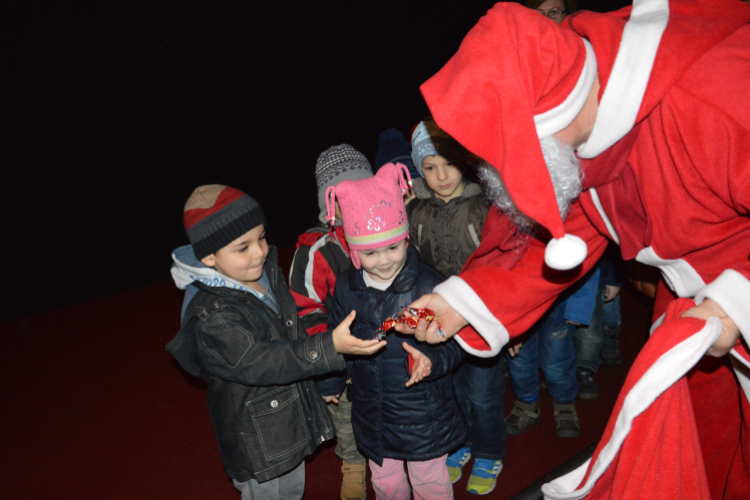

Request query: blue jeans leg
[
  {"left": 601, "top": 294, "right": 622, "bottom": 360},
  {"left": 574, "top": 290, "right": 605, "bottom": 373},
  {"left": 453, "top": 355, "right": 507, "bottom": 460},
  {"left": 508, "top": 326, "right": 541, "bottom": 402},
  {"left": 602, "top": 293, "right": 621, "bottom": 328},
  {"left": 538, "top": 304, "right": 578, "bottom": 402}
]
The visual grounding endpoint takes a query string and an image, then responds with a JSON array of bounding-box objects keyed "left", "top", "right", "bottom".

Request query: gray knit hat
[
  {"left": 183, "top": 184, "right": 266, "bottom": 260},
  {"left": 315, "top": 144, "right": 374, "bottom": 223}
]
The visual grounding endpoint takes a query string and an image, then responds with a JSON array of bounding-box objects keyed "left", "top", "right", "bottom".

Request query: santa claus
[{"left": 395, "top": 1, "right": 750, "bottom": 498}]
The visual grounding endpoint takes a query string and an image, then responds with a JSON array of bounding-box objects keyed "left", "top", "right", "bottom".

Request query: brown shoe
[
  {"left": 553, "top": 400, "right": 581, "bottom": 438},
  {"left": 505, "top": 398, "right": 540, "bottom": 435},
  {"left": 341, "top": 461, "right": 367, "bottom": 500}
]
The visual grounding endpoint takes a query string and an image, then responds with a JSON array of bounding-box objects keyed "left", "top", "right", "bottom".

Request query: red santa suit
[{"left": 420, "top": 0, "right": 750, "bottom": 498}]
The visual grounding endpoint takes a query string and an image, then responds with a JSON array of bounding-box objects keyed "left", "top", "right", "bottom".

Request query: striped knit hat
[
  {"left": 325, "top": 163, "right": 412, "bottom": 269},
  {"left": 315, "top": 144, "right": 374, "bottom": 224},
  {"left": 183, "top": 185, "right": 266, "bottom": 260}
]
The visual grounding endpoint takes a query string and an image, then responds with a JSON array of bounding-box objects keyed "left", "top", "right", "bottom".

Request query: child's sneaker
[
  {"left": 466, "top": 459, "right": 503, "bottom": 495},
  {"left": 446, "top": 447, "right": 472, "bottom": 483},
  {"left": 505, "top": 398, "right": 540, "bottom": 435},
  {"left": 576, "top": 367, "right": 599, "bottom": 400},
  {"left": 553, "top": 400, "right": 581, "bottom": 438},
  {"left": 341, "top": 462, "right": 367, "bottom": 500}
]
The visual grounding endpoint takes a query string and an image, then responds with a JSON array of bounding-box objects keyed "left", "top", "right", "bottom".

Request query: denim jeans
[
  {"left": 508, "top": 301, "right": 578, "bottom": 403},
  {"left": 575, "top": 290, "right": 622, "bottom": 372},
  {"left": 453, "top": 354, "right": 507, "bottom": 460}
]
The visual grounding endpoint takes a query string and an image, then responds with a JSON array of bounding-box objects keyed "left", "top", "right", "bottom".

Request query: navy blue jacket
[{"left": 319, "top": 246, "right": 468, "bottom": 465}]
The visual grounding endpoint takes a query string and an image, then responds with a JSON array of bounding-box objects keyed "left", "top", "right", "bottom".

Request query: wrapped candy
[{"left": 373, "top": 307, "right": 446, "bottom": 340}]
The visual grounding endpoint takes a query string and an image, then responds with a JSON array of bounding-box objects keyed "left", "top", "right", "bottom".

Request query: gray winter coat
[{"left": 406, "top": 179, "right": 489, "bottom": 277}]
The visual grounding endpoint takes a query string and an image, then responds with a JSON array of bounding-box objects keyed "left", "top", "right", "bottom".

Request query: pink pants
[{"left": 368, "top": 454, "right": 454, "bottom": 500}]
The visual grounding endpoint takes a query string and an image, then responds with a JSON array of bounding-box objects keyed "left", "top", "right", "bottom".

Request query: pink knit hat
[{"left": 326, "top": 163, "right": 412, "bottom": 269}]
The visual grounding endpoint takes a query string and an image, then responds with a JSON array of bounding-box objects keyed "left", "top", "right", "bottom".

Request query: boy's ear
[{"left": 201, "top": 254, "right": 216, "bottom": 267}]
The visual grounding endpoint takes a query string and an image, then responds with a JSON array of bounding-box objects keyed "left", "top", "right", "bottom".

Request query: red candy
[{"left": 374, "top": 308, "right": 446, "bottom": 340}]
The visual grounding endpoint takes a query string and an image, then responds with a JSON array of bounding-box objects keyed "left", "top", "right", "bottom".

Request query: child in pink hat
[{"left": 318, "top": 163, "right": 468, "bottom": 499}]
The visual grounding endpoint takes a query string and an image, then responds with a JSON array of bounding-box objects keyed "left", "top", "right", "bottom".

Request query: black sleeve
[{"left": 194, "top": 307, "right": 345, "bottom": 386}]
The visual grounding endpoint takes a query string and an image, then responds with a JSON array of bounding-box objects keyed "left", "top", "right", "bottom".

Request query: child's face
[
  {"left": 357, "top": 240, "right": 407, "bottom": 283},
  {"left": 201, "top": 225, "right": 269, "bottom": 286},
  {"left": 421, "top": 155, "right": 465, "bottom": 202}
]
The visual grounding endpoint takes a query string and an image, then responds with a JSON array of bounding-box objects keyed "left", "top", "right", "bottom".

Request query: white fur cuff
[{"left": 434, "top": 276, "right": 508, "bottom": 357}]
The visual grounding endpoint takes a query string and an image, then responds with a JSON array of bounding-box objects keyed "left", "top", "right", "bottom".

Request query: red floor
[{"left": 0, "top": 250, "right": 653, "bottom": 499}]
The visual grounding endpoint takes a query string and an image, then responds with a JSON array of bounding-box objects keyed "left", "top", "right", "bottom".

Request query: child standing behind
[
  {"left": 289, "top": 144, "right": 373, "bottom": 500},
  {"left": 167, "top": 185, "right": 385, "bottom": 500},
  {"left": 318, "top": 164, "right": 468, "bottom": 499},
  {"left": 409, "top": 118, "right": 503, "bottom": 496}
]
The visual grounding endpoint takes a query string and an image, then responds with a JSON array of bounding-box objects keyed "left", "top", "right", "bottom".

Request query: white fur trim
[
  {"left": 543, "top": 317, "right": 722, "bottom": 499},
  {"left": 588, "top": 188, "right": 619, "bottom": 244},
  {"left": 535, "top": 39, "right": 598, "bottom": 139},
  {"left": 731, "top": 356, "right": 750, "bottom": 405},
  {"left": 636, "top": 247, "right": 705, "bottom": 298},
  {"left": 695, "top": 269, "right": 750, "bottom": 347},
  {"left": 577, "top": 0, "right": 670, "bottom": 158},
  {"left": 545, "top": 234, "right": 587, "bottom": 271},
  {"left": 433, "top": 276, "right": 508, "bottom": 357}
]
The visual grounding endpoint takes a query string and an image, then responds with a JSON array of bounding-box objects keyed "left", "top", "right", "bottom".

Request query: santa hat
[
  {"left": 420, "top": 3, "right": 596, "bottom": 270},
  {"left": 326, "top": 163, "right": 412, "bottom": 269}
]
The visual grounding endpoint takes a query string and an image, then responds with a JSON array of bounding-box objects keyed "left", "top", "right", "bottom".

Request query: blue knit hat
[{"left": 410, "top": 118, "right": 466, "bottom": 177}]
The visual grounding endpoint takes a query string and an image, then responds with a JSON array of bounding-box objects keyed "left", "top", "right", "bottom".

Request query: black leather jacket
[
  {"left": 166, "top": 246, "right": 345, "bottom": 483},
  {"left": 318, "top": 246, "right": 468, "bottom": 465}
]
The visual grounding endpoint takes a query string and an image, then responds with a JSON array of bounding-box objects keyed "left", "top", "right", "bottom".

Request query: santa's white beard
[{"left": 479, "top": 136, "right": 582, "bottom": 234}]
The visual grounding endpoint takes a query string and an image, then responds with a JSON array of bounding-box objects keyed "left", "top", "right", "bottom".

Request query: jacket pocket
[{"left": 245, "top": 386, "right": 311, "bottom": 461}]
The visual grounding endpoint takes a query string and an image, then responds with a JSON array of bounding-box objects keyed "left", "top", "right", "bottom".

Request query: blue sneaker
[
  {"left": 467, "top": 459, "right": 503, "bottom": 495},
  {"left": 446, "top": 447, "right": 471, "bottom": 483}
]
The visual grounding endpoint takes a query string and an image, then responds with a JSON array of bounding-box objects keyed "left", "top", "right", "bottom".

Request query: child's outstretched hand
[
  {"left": 323, "top": 394, "right": 341, "bottom": 404},
  {"left": 403, "top": 342, "right": 432, "bottom": 387},
  {"left": 333, "top": 310, "right": 387, "bottom": 355}
]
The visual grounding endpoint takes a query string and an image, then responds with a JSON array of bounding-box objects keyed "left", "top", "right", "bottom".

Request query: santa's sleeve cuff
[
  {"left": 434, "top": 276, "right": 508, "bottom": 357},
  {"left": 695, "top": 269, "right": 750, "bottom": 370}
]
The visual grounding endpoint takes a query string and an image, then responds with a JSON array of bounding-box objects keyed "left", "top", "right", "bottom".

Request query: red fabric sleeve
[{"left": 455, "top": 201, "right": 609, "bottom": 352}]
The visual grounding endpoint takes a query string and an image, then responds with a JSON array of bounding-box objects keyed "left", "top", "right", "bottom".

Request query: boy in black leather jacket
[{"left": 166, "top": 185, "right": 385, "bottom": 500}]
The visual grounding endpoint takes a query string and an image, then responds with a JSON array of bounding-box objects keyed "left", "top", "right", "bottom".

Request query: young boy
[
  {"left": 166, "top": 185, "right": 385, "bottom": 500},
  {"left": 318, "top": 163, "right": 468, "bottom": 499},
  {"left": 408, "top": 118, "right": 503, "bottom": 495},
  {"left": 289, "top": 144, "right": 373, "bottom": 500}
]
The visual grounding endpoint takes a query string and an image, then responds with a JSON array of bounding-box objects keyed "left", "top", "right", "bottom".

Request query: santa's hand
[
  {"left": 403, "top": 342, "right": 432, "bottom": 387},
  {"left": 392, "top": 294, "right": 468, "bottom": 343},
  {"left": 681, "top": 298, "right": 740, "bottom": 357}
]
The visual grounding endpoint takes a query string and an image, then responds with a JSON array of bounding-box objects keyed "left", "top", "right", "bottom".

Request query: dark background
[{"left": 4, "top": 1, "right": 629, "bottom": 321}]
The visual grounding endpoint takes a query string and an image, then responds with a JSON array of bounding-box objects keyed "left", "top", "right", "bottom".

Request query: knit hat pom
[{"left": 544, "top": 234, "right": 587, "bottom": 271}]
